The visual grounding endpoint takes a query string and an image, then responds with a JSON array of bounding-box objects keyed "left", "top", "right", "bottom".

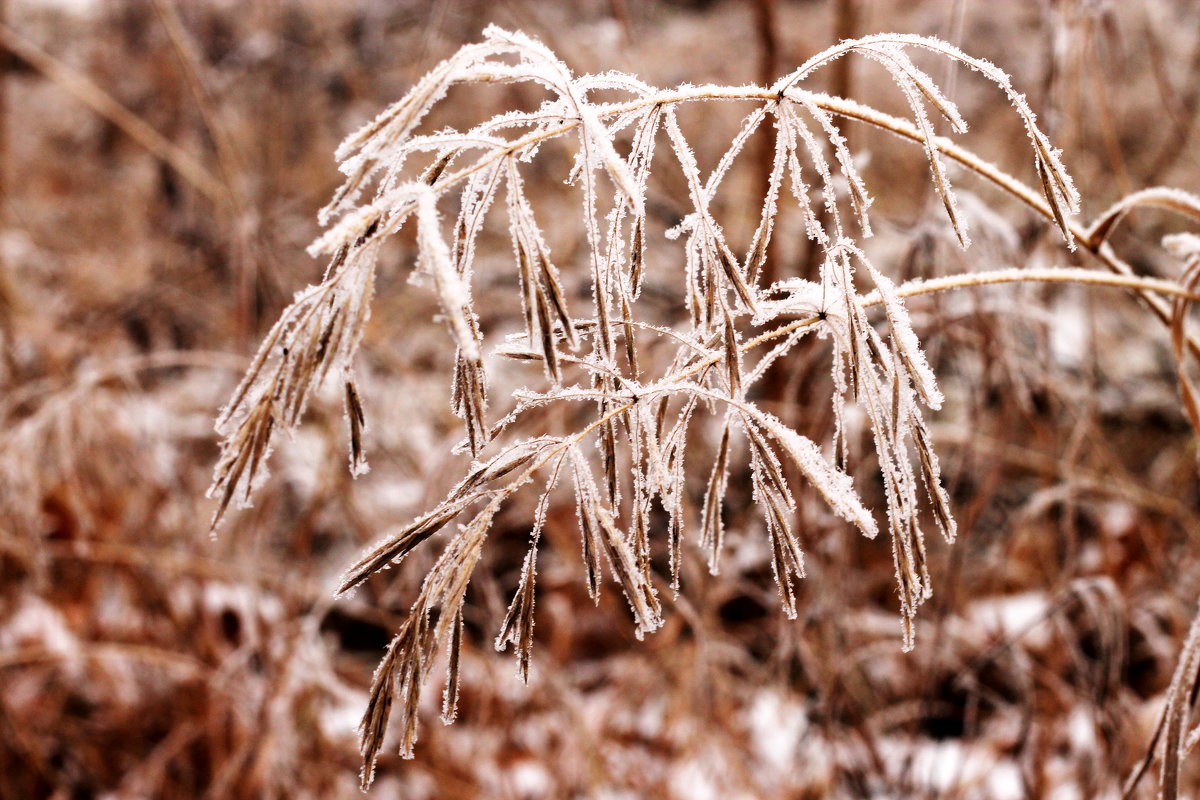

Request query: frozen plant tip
[{"left": 205, "top": 27, "right": 1200, "bottom": 787}]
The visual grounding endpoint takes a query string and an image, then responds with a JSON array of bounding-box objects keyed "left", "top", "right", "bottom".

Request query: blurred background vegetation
[{"left": 1, "top": 1, "right": 1199, "bottom": 797}]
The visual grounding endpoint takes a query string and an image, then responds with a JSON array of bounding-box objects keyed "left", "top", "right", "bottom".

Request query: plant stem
[{"left": 489, "top": 263, "right": 1200, "bottom": 519}]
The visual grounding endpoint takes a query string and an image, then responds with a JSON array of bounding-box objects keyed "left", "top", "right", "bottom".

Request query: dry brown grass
[
  {"left": 5, "top": 2, "right": 1200, "bottom": 798},
  {"left": 208, "top": 20, "right": 1200, "bottom": 789}
]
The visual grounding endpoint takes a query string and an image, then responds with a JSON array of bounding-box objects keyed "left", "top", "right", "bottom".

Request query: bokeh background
[{"left": 2, "top": 1, "right": 1199, "bottom": 797}]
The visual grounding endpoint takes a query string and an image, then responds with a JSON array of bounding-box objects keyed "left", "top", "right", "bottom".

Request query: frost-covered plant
[{"left": 206, "top": 27, "right": 1200, "bottom": 787}]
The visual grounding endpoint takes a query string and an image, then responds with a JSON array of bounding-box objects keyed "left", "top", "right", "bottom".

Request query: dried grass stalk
[{"left": 205, "top": 26, "right": 1200, "bottom": 785}]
